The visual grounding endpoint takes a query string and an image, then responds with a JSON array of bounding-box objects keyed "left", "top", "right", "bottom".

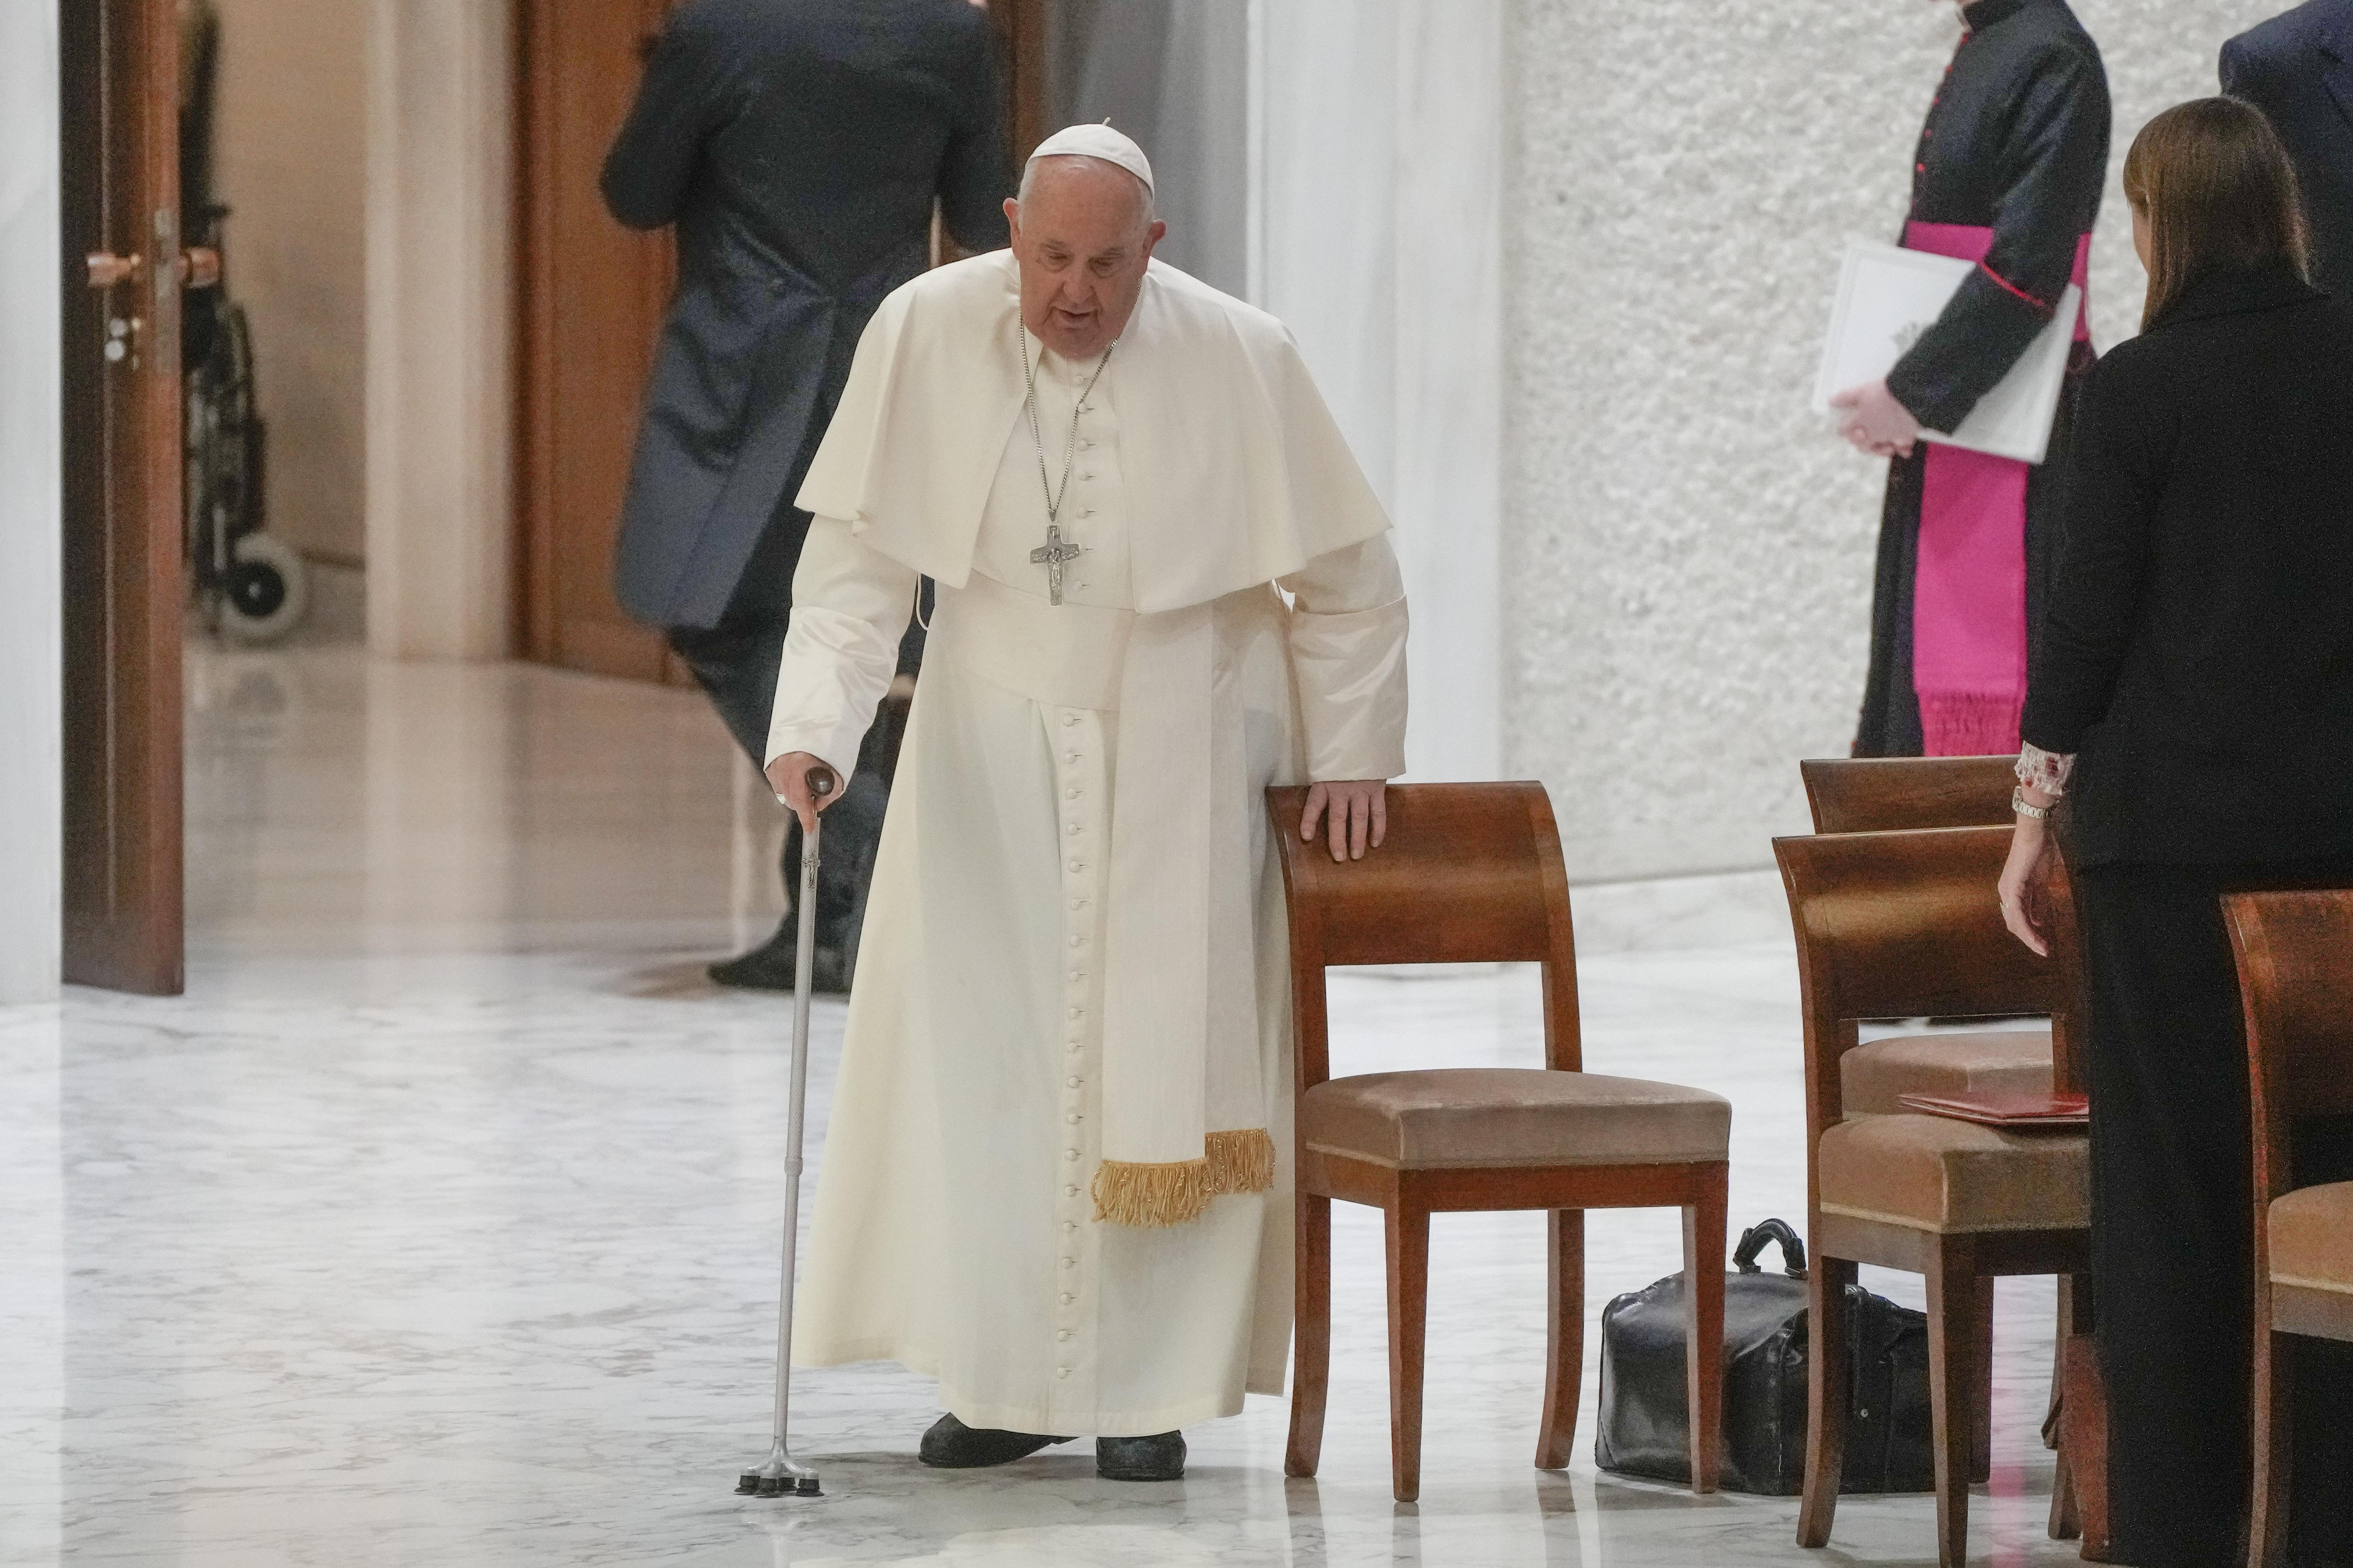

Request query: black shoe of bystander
[{"left": 707, "top": 926, "right": 850, "bottom": 994}]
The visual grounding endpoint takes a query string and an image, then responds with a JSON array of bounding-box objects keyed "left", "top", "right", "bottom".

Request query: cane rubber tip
[
  {"left": 795, "top": 1478, "right": 823, "bottom": 1496},
  {"left": 735, "top": 1475, "right": 760, "bottom": 1494}
]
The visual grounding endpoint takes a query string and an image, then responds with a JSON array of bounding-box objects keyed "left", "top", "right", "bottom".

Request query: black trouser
[
  {"left": 2078, "top": 858, "right": 2353, "bottom": 1568},
  {"left": 666, "top": 503, "right": 922, "bottom": 957}
]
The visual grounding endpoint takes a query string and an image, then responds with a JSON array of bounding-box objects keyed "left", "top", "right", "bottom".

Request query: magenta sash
[{"left": 1901, "top": 223, "right": 2090, "bottom": 756}]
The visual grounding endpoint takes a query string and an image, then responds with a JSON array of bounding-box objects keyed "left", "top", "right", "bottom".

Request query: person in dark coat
[
  {"left": 1998, "top": 98, "right": 2353, "bottom": 1568},
  {"left": 602, "top": 0, "right": 1009, "bottom": 990},
  {"left": 1837, "top": 0, "right": 2110, "bottom": 758},
  {"left": 2224, "top": 0, "right": 2353, "bottom": 299}
]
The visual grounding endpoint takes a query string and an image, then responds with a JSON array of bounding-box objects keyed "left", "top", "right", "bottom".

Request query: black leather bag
[{"left": 1593, "top": 1219, "right": 1936, "bottom": 1494}]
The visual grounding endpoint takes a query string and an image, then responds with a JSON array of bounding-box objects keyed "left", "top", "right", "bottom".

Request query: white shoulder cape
[{"left": 795, "top": 251, "right": 1390, "bottom": 614}]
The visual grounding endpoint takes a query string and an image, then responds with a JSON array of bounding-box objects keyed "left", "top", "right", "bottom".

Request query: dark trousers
[
  {"left": 2078, "top": 858, "right": 2353, "bottom": 1568},
  {"left": 665, "top": 504, "right": 922, "bottom": 957}
]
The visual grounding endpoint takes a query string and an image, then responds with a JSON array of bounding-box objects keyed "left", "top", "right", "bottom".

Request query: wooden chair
[
  {"left": 2224, "top": 888, "right": 2353, "bottom": 1568},
  {"left": 1800, "top": 754, "right": 2059, "bottom": 1478},
  {"left": 1775, "top": 826, "right": 2090, "bottom": 1568},
  {"left": 1799, "top": 756, "right": 2055, "bottom": 1117},
  {"left": 1270, "top": 782, "right": 1730, "bottom": 1504}
]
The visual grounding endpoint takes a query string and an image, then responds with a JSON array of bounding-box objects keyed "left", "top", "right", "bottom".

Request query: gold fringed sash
[{"left": 1091, "top": 1129, "right": 1277, "bottom": 1228}]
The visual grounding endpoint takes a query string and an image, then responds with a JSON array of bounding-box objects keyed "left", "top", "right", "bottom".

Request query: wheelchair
[{"left": 184, "top": 200, "right": 306, "bottom": 642}]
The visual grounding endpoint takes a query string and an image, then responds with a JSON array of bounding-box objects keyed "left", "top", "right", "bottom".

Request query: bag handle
[{"left": 1733, "top": 1218, "right": 1808, "bottom": 1278}]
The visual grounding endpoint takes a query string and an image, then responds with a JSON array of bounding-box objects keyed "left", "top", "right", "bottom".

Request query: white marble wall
[
  {"left": 1253, "top": 0, "right": 1506, "bottom": 784},
  {"left": 363, "top": 0, "right": 513, "bottom": 661},
  {"left": 1507, "top": 0, "right": 2288, "bottom": 883},
  {"left": 0, "top": 2, "right": 62, "bottom": 1005}
]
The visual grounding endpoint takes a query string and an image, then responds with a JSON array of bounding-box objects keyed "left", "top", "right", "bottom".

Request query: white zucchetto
[{"left": 1024, "top": 122, "right": 1155, "bottom": 194}]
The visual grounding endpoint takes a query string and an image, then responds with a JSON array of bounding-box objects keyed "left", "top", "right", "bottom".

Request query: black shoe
[
  {"left": 1096, "top": 1431, "right": 1185, "bottom": 1481},
  {"left": 707, "top": 929, "right": 850, "bottom": 994},
  {"left": 918, "top": 1413, "right": 1075, "bottom": 1469}
]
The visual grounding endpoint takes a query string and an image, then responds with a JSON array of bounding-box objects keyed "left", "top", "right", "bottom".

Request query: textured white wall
[
  {"left": 0, "top": 0, "right": 61, "bottom": 1004},
  {"left": 1506, "top": 0, "right": 2281, "bottom": 883}
]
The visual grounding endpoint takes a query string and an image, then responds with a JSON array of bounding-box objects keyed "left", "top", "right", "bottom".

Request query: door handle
[
  {"left": 182, "top": 247, "right": 221, "bottom": 289},
  {"left": 87, "top": 251, "right": 144, "bottom": 289}
]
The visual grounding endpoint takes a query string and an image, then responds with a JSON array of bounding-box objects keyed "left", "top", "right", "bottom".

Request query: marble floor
[{"left": 1, "top": 645, "right": 2082, "bottom": 1567}]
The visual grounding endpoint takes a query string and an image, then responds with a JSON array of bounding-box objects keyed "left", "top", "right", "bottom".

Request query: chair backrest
[
  {"left": 1267, "top": 782, "right": 1579, "bottom": 1089},
  {"left": 2223, "top": 888, "right": 2353, "bottom": 1209},
  {"left": 1800, "top": 755, "right": 2019, "bottom": 834},
  {"left": 1774, "top": 825, "right": 2070, "bottom": 1138}
]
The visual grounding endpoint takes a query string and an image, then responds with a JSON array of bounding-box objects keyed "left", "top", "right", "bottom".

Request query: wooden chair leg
[
  {"left": 2048, "top": 1427, "right": 2080, "bottom": 1541},
  {"left": 1924, "top": 1237, "right": 1979, "bottom": 1568},
  {"left": 1286, "top": 1192, "right": 1332, "bottom": 1479},
  {"left": 2043, "top": 1275, "right": 2070, "bottom": 1451},
  {"left": 1682, "top": 1176, "right": 1726, "bottom": 1494},
  {"left": 1963, "top": 1272, "right": 1994, "bottom": 1484},
  {"left": 1385, "top": 1200, "right": 1430, "bottom": 1503},
  {"left": 2250, "top": 1317, "right": 2291, "bottom": 1568},
  {"left": 1796, "top": 1252, "right": 1856, "bottom": 1547},
  {"left": 1535, "top": 1208, "right": 1583, "bottom": 1470},
  {"left": 2061, "top": 1326, "right": 2111, "bottom": 1561},
  {"left": 2047, "top": 1277, "right": 2080, "bottom": 1540}
]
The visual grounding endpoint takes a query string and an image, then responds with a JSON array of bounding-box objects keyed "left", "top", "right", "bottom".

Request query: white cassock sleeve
[
  {"left": 1279, "top": 535, "right": 1410, "bottom": 783},
  {"left": 763, "top": 516, "right": 919, "bottom": 781}
]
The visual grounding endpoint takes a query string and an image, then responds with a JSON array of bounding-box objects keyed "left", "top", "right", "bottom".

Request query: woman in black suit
[{"left": 1999, "top": 97, "right": 2353, "bottom": 1567}]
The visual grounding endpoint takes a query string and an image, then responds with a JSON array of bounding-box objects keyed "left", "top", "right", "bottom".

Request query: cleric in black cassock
[
  {"left": 601, "top": 0, "right": 1010, "bottom": 989},
  {"left": 1844, "top": 0, "right": 2110, "bottom": 758}
]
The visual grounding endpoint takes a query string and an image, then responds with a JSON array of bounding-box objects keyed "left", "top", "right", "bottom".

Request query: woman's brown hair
[{"left": 2123, "top": 97, "right": 2311, "bottom": 329}]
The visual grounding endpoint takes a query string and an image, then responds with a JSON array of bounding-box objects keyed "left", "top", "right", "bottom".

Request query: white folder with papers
[{"left": 1812, "top": 237, "right": 2081, "bottom": 466}]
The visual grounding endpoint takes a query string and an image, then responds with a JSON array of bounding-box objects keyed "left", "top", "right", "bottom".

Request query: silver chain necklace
[{"left": 1020, "top": 329, "right": 1117, "bottom": 605}]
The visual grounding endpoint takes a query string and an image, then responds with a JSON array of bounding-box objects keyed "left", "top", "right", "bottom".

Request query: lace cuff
[{"left": 2016, "top": 743, "right": 2075, "bottom": 799}]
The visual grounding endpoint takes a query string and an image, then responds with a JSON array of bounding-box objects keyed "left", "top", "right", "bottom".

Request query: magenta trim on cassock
[{"left": 1899, "top": 222, "right": 2091, "bottom": 755}]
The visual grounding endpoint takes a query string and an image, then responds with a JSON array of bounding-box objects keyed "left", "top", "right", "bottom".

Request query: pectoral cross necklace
[{"left": 1020, "top": 329, "right": 1117, "bottom": 605}]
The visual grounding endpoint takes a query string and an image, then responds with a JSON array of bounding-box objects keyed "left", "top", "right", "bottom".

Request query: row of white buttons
[{"left": 1053, "top": 706, "right": 1100, "bottom": 1390}]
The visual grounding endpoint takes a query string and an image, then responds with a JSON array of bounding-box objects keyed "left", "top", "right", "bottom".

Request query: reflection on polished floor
[{"left": 2, "top": 646, "right": 2083, "bottom": 1566}]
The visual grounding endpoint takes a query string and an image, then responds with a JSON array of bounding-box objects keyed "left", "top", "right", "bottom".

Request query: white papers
[{"left": 1813, "top": 237, "right": 2081, "bottom": 466}]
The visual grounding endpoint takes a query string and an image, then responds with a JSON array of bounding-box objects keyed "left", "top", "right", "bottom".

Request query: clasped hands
[
  {"left": 771, "top": 752, "right": 1388, "bottom": 864},
  {"left": 1829, "top": 378, "right": 1923, "bottom": 460}
]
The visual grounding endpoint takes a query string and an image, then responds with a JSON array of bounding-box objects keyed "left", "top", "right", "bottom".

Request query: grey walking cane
[{"left": 737, "top": 761, "right": 837, "bottom": 1499}]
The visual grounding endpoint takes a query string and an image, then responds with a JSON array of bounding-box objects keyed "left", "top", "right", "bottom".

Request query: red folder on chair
[{"left": 1896, "top": 1090, "right": 2089, "bottom": 1127}]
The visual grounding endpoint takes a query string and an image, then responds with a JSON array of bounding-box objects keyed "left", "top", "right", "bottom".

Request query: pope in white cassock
[{"left": 763, "top": 124, "right": 1409, "bottom": 1483}]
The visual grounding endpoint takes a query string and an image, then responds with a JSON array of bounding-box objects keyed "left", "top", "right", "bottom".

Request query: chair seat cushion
[
  {"left": 1817, "top": 1112, "right": 2087, "bottom": 1234},
  {"left": 1840, "top": 1029, "right": 2053, "bottom": 1116},
  {"left": 2270, "top": 1183, "right": 2353, "bottom": 1295},
  {"left": 1300, "top": 1069, "right": 1729, "bottom": 1171}
]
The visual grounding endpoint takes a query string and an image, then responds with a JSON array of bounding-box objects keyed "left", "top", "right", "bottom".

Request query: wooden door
[
  {"left": 512, "top": 0, "right": 1050, "bottom": 685},
  {"left": 60, "top": 0, "right": 186, "bottom": 994},
  {"left": 514, "top": 0, "right": 689, "bottom": 685},
  {"left": 995, "top": 0, "right": 1051, "bottom": 160}
]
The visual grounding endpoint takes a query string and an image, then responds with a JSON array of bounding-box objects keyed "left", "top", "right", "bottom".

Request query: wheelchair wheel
[{"left": 218, "top": 531, "right": 308, "bottom": 644}]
